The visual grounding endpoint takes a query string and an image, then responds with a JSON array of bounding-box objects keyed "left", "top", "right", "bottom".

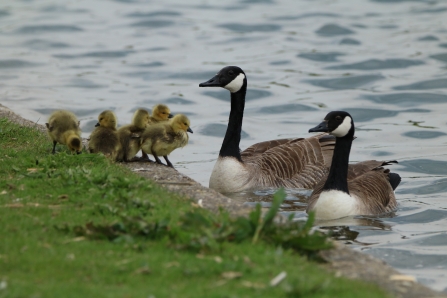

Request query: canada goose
[
  {"left": 149, "top": 104, "right": 173, "bottom": 124},
  {"left": 140, "top": 114, "right": 193, "bottom": 167},
  {"left": 199, "top": 66, "right": 336, "bottom": 193},
  {"left": 307, "top": 111, "right": 401, "bottom": 220},
  {"left": 89, "top": 110, "right": 121, "bottom": 160},
  {"left": 45, "top": 110, "right": 82, "bottom": 154},
  {"left": 117, "top": 108, "right": 151, "bottom": 161}
]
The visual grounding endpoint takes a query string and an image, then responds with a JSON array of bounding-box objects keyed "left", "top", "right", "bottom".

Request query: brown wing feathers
[{"left": 242, "top": 134, "right": 335, "bottom": 189}]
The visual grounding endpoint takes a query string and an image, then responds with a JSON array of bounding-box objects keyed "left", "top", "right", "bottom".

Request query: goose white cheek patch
[
  {"left": 331, "top": 116, "right": 352, "bottom": 137},
  {"left": 224, "top": 73, "right": 245, "bottom": 93}
]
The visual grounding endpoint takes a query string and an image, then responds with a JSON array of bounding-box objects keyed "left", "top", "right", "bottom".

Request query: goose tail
[{"left": 388, "top": 172, "right": 401, "bottom": 191}]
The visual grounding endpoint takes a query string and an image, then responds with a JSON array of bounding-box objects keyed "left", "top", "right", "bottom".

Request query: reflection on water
[{"left": 2, "top": 0, "right": 447, "bottom": 292}]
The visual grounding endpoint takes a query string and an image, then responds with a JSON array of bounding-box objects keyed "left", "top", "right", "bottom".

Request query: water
[{"left": 1, "top": 0, "right": 447, "bottom": 291}]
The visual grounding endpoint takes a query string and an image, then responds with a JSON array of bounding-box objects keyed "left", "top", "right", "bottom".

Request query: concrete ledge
[{"left": 1, "top": 104, "right": 445, "bottom": 298}]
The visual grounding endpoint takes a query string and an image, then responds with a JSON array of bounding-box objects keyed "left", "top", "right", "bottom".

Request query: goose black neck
[
  {"left": 219, "top": 86, "right": 246, "bottom": 161},
  {"left": 322, "top": 136, "right": 353, "bottom": 193}
]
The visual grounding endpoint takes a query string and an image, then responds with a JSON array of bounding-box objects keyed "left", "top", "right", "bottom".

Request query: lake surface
[{"left": 1, "top": 0, "right": 447, "bottom": 292}]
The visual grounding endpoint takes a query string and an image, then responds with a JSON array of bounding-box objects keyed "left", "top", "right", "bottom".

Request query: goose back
[
  {"left": 117, "top": 124, "right": 144, "bottom": 161},
  {"left": 210, "top": 133, "right": 336, "bottom": 193},
  {"left": 89, "top": 127, "right": 121, "bottom": 160},
  {"left": 140, "top": 122, "right": 189, "bottom": 157}
]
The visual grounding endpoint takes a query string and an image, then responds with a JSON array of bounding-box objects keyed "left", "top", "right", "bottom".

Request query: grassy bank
[{"left": 0, "top": 117, "right": 390, "bottom": 298}]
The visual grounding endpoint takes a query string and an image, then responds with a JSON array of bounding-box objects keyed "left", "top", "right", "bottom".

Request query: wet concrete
[{"left": 1, "top": 103, "right": 445, "bottom": 298}]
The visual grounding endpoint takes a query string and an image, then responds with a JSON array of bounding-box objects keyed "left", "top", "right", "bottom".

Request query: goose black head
[
  {"left": 199, "top": 66, "right": 246, "bottom": 93},
  {"left": 309, "top": 111, "right": 354, "bottom": 138}
]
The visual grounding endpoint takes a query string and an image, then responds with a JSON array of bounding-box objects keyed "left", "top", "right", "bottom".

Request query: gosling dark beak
[
  {"left": 168, "top": 113, "right": 174, "bottom": 119},
  {"left": 95, "top": 122, "right": 100, "bottom": 127},
  {"left": 199, "top": 74, "right": 221, "bottom": 87},
  {"left": 187, "top": 127, "right": 193, "bottom": 133},
  {"left": 309, "top": 121, "right": 329, "bottom": 133},
  {"left": 76, "top": 151, "right": 82, "bottom": 155}
]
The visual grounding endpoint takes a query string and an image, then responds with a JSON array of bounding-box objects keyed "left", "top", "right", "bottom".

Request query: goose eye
[
  {"left": 229, "top": 70, "right": 234, "bottom": 76},
  {"left": 335, "top": 116, "right": 342, "bottom": 121}
]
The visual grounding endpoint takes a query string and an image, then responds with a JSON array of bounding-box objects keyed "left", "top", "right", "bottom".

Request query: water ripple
[
  {"left": 340, "top": 38, "right": 361, "bottom": 45},
  {"left": 298, "top": 52, "right": 345, "bottom": 62},
  {"left": 131, "top": 20, "right": 175, "bottom": 28},
  {"left": 418, "top": 35, "right": 439, "bottom": 41},
  {"left": 23, "top": 39, "right": 70, "bottom": 50},
  {"left": 17, "top": 24, "right": 83, "bottom": 34},
  {"left": 399, "top": 159, "right": 447, "bottom": 175},
  {"left": 315, "top": 24, "right": 355, "bottom": 36},
  {"left": 403, "top": 131, "right": 447, "bottom": 139},
  {"left": 430, "top": 53, "right": 447, "bottom": 63},
  {"left": 218, "top": 23, "right": 281, "bottom": 32},
  {"left": 254, "top": 103, "right": 317, "bottom": 114},
  {"left": 394, "top": 79, "right": 447, "bottom": 90},
  {"left": 127, "top": 11, "right": 181, "bottom": 18},
  {"left": 199, "top": 123, "right": 249, "bottom": 138},
  {"left": 363, "top": 93, "right": 447, "bottom": 106},
  {"left": 326, "top": 59, "right": 424, "bottom": 70},
  {"left": 399, "top": 178, "right": 447, "bottom": 195},
  {"left": 305, "top": 75, "right": 384, "bottom": 89},
  {"left": 0, "top": 60, "right": 40, "bottom": 68},
  {"left": 54, "top": 50, "right": 133, "bottom": 59},
  {"left": 202, "top": 89, "right": 272, "bottom": 102}
]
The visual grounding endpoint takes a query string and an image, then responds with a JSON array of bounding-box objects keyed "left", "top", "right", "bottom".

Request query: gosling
[
  {"left": 149, "top": 104, "right": 173, "bottom": 124},
  {"left": 89, "top": 110, "right": 121, "bottom": 161},
  {"left": 117, "top": 108, "right": 150, "bottom": 161},
  {"left": 46, "top": 110, "right": 82, "bottom": 154},
  {"left": 140, "top": 114, "right": 193, "bottom": 167}
]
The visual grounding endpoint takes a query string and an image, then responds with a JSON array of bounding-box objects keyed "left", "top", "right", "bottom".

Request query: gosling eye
[{"left": 335, "top": 116, "right": 342, "bottom": 121}]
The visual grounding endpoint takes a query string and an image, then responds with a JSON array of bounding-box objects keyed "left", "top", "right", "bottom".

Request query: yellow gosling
[
  {"left": 45, "top": 110, "right": 82, "bottom": 154},
  {"left": 117, "top": 108, "right": 151, "bottom": 161},
  {"left": 140, "top": 114, "right": 192, "bottom": 167},
  {"left": 89, "top": 110, "right": 121, "bottom": 161},
  {"left": 149, "top": 104, "right": 173, "bottom": 124}
]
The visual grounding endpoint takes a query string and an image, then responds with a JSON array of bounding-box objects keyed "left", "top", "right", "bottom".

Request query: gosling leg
[
  {"left": 163, "top": 156, "right": 174, "bottom": 168},
  {"left": 152, "top": 153, "right": 164, "bottom": 166},
  {"left": 139, "top": 151, "right": 154, "bottom": 162},
  {"left": 52, "top": 141, "right": 57, "bottom": 154}
]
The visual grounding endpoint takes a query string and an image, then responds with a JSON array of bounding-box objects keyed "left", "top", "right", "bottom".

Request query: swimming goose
[
  {"left": 45, "top": 110, "right": 82, "bottom": 154},
  {"left": 307, "top": 111, "right": 400, "bottom": 220},
  {"left": 149, "top": 104, "right": 173, "bottom": 124},
  {"left": 199, "top": 66, "right": 336, "bottom": 193},
  {"left": 89, "top": 110, "right": 121, "bottom": 160},
  {"left": 140, "top": 114, "right": 193, "bottom": 167},
  {"left": 117, "top": 108, "right": 151, "bottom": 161}
]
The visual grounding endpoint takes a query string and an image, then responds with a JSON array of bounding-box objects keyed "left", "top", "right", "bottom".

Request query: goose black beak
[
  {"left": 168, "top": 113, "right": 174, "bottom": 118},
  {"left": 76, "top": 151, "right": 82, "bottom": 155},
  {"left": 187, "top": 127, "right": 193, "bottom": 133},
  {"left": 95, "top": 122, "right": 100, "bottom": 127},
  {"left": 199, "top": 74, "right": 221, "bottom": 87},
  {"left": 309, "top": 121, "right": 328, "bottom": 133}
]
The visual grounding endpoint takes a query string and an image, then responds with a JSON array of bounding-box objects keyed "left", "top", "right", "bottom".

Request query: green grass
[{"left": 0, "top": 118, "right": 390, "bottom": 298}]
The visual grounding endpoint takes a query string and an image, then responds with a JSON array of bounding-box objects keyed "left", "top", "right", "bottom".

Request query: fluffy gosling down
[
  {"left": 89, "top": 110, "right": 121, "bottom": 161},
  {"left": 140, "top": 114, "right": 193, "bottom": 167},
  {"left": 117, "top": 108, "right": 151, "bottom": 161},
  {"left": 307, "top": 111, "right": 401, "bottom": 220},
  {"left": 46, "top": 110, "right": 82, "bottom": 154},
  {"left": 149, "top": 104, "right": 173, "bottom": 124}
]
